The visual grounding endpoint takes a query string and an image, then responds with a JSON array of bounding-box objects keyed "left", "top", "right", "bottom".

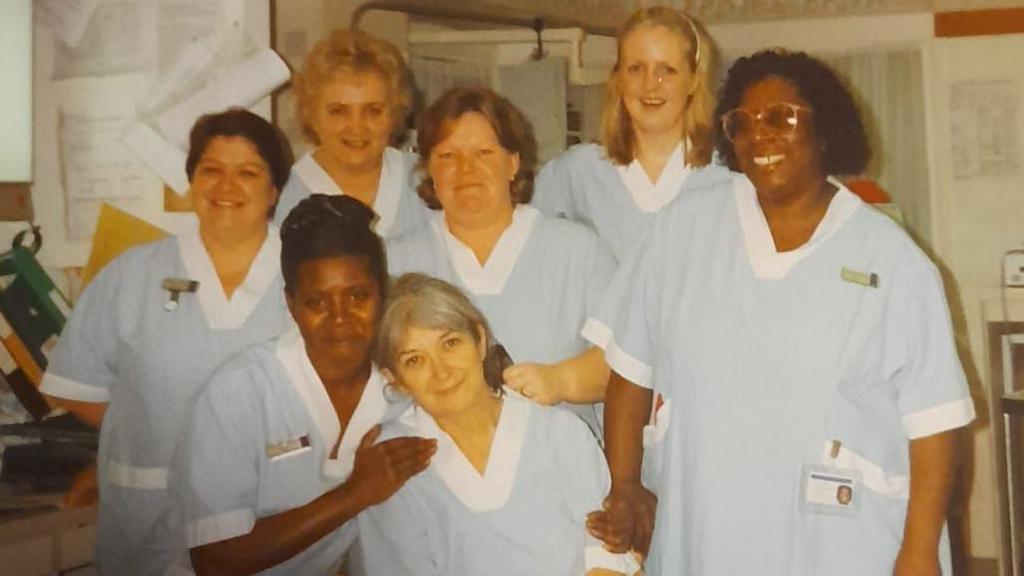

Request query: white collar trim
[
  {"left": 616, "top": 141, "right": 691, "bottom": 213},
  {"left": 398, "top": 389, "right": 530, "bottom": 511},
  {"left": 733, "top": 174, "right": 862, "bottom": 280},
  {"left": 293, "top": 148, "right": 406, "bottom": 236},
  {"left": 275, "top": 326, "right": 387, "bottom": 481},
  {"left": 177, "top": 224, "right": 280, "bottom": 330},
  {"left": 431, "top": 204, "right": 539, "bottom": 295}
]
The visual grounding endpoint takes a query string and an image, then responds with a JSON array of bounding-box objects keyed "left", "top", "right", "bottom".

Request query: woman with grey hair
[{"left": 357, "top": 273, "right": 639, "bottom": 576}]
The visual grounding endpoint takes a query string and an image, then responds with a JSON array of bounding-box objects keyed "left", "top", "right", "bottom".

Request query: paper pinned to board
[
  {"left": 60, "top": 108, "right": 149, "bottom": 200},
  {"left": 51, "top": 0, "right": 154, "bottom": 81},
  {"left": 83, "top": 203, "right": 168, "bottom": 286},
  {"left": 121, "top": 122, "right": 190, "bottom": 194},
  {"left": 156, "top": 48, "right": 290, "bottom": 149},
  {"left": 33, "top": 0, "right": 100, "bottom": 49}
]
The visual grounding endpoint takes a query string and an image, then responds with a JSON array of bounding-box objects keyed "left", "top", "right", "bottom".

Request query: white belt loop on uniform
[{"left": 106, "top": 460, "right": 169, "bottom": 490}]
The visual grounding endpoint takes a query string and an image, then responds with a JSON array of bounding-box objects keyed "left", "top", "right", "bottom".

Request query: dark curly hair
[
  {"left": 714, "top": 49, "right": 870, "bottom": 175},
  {"left": 416, "top": 87, "right": 538, "bottom": 209},
  {"left": 279, "top": 194, "right": 387, "bottom": 301}
]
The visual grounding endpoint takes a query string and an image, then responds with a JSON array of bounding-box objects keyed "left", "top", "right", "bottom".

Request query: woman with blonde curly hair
[
  {"left": 534, "top": 6, "right": 727, "bottom": 262},
  {"left": 273, "top": 29, "right": 431, "bottom": 237}
]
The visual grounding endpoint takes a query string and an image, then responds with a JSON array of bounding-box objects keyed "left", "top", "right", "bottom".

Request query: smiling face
[
  {"left": 389, "top": 325, "right": 491, "bottom": 420},
  {"left": 616, "top": 24, "right": 696, "bottom": 142},
  {"left": 287, "top": 255, "right": 382, "bottom": 383},
  {"left": 191, "top": 135, "right": 277, "bottom": 240},
  {"left": 428, "top": 112, "right": 519, "bottom": 230},
  {"left": 310, "top": 71, "right": 395, "bottom": 174},
  {"left": 731, "top": 76, "right": 826, "bottom": 200}
]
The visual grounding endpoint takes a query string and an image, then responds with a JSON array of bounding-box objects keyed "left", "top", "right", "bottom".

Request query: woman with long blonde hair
[{"left": 534, "top": 7, "right": 726, "bottom": 262}]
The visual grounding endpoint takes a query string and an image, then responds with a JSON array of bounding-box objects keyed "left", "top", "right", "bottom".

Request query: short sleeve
[
  {"left": 582, "top": 224, "right": 667, "bottom": 389},
  {"left": 581, "top": 233, "right": 619, "bottom": 327},
  {"left": 357, "top": 487, "right": 438, "bottom": 576},
  {"left": 170, "top": 369, "right": 262, "bottom": 549},
  {"left": 271, "top": 171, "right": 306, "bottom": 228},
  {"left": 534, "top": 153, "right": 575, "bottom": 219},
  {"left": 556, "top": 412, "right": 640, "bottom": 575},
  {"left": 888, "top": 258, "right": 975, "bottom": 439},
  {"left": 40, "top": 251, "right": 130, "bottom": 402}
]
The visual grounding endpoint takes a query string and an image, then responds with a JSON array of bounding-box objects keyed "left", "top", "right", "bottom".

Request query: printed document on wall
[
  {"left": 33, "top": 0, "right": 100, "bottom": 49},
  {"left": 950, "top": 79, "right": 1021, "bottom": 182},
  {"left": 58, "top": 78, "right": 149, "bottom": 206},
  {"left": 52, "top": 0, "right": 156, "bottom": 80}
]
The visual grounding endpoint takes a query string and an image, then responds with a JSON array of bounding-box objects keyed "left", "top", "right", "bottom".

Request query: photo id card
[{"left": 800, "top": 464, "right": 861, "bottom": 518}]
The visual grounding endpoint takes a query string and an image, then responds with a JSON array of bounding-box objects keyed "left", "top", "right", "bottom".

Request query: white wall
[{"left": 926, "top": 33, "right": 1024, "bottom": 560}]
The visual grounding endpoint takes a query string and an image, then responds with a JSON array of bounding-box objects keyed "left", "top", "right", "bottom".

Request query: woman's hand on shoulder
[
  {"left": 346, "top": 425, "right": 436, "bottom": 507},
  {"left": 502, "top": 362, "right": 566, "bottom": 405},
  {"left": 587, "top": 482, "right": 658, "bottom": 556}
]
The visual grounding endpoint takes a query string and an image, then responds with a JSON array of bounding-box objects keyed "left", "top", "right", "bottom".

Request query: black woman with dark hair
[
  {"left": 589, "top": 50, "right": 973, "bottom": 576},
  {"left": 172, "top": 194, "right": 435, "bottom": 575}
]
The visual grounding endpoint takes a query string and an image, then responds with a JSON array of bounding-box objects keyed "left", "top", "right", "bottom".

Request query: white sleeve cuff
[
  {"left": 605, "top": 339, "right": 653, "bottom": 389},
  {"left": 39, "top": 373, "right": 110, "bottom": 403},
  {"left": 185, "top": 508, "right": 256, "bottom": 548},
  {"left": 585, "top": 545, "right": 641, "bottom": 575},
  {"left": 581, "top": 318, "right": 612, "bottom": 350},
  {"left": 902, "top": 397, "right": 975, "bottom": 439}
]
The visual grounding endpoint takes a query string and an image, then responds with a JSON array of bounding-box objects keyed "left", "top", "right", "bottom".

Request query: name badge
[
  {"left": 800, "top": 464, "right": 860, "bottom": 518},
  {"left": 840, "top": 267, "right": 878, "bottom": 288},
  {"left": 161, "top": 277, "right": 199, "bottom": 311},
  {"left": 266, "top": 434, "right": 311, "bottom": 461}
]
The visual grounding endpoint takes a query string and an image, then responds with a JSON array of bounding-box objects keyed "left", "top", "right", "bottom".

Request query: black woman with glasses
[
  {"left": 586, "top": 49, "right": 973, "bottom": 576},
  {"left": 170, "top": 194, "right": 436, "bottom": 575}
]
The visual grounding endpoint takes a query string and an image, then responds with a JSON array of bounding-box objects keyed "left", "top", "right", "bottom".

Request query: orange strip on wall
[{"left": 935, "top": 8, "right": 1024, "bottom": 37}]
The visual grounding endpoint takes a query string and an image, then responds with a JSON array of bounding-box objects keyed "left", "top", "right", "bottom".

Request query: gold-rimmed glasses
[{"left": 721, "top": 102, "right": 812, "bottom": 142}]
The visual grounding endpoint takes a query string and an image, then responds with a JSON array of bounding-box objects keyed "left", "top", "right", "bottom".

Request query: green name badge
[{"left": 840, "top": 267, "right": 878, "bottom": 288}]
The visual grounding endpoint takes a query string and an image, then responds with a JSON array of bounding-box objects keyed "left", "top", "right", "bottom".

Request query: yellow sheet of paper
[{"left": 83, "top": 203, "right": 168, "bottom": 287}]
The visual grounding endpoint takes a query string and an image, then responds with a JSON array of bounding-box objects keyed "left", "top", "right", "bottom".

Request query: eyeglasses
[{"left": 720, "top": 103, "right": 812, "bottom": 142}]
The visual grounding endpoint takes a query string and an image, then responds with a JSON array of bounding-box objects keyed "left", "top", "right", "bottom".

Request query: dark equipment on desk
[{"left": 0, "top": 226, "right": 96, "bottom": 505}]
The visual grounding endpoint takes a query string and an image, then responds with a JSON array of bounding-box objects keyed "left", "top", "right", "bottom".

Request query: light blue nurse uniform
[
  {"left": 357, "top": 390, "right": 639, "bottom": 575},
  {"left": 586, "top": 171, "right": 976, "bottom": 575},
  {"left": 534, "top": 142, "right": 730, "bottom": 262},
  {"left": 40, "top": 226, "right": 288, "bottom": 576},
  {"left": 170, "top": 325, "right": 388, "bottom": 575},
  {"left": 272, "top": 147, "right": 432, "bottom": 238},
  {"left": 386, "top": 205, "right": 616, "bottom": 433}
]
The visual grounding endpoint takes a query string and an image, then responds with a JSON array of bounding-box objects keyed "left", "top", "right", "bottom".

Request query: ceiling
[{"left": 371, "top": 0, "right": 1024, "bottom": 31}]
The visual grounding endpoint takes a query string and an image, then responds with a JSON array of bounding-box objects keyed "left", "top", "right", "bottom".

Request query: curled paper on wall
[
  {"left": 121, "top": 122, "right": 190, "bottom": 194},
  {"left": 155, "top": 48, "right": 290, "bottom": 149}
]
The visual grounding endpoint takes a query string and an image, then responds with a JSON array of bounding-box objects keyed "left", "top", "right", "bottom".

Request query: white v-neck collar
[
  {"left": 617, "top": 141, "right": 691, "bottom": 213},
  {"left": 431, "top": 204, "right": 539, "bottom": 296},
  {"left": 399, "top": 389, "right": 530, "bottom": 511},
  {"left": 176, "top": 224, "right": 280, "bottom": 330},
  {"left": 292, "top": 148, "right": 405, "bottom": 236},
  {"left": 733, "top": 173, "right": 862, "bottom": 280},
  {"left": 275, "top": 326, "right": 387, "bottom": 481}
]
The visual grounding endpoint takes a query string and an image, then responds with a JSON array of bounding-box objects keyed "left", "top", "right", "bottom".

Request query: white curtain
[{"left": 819, "top": 49, "right": 931, "bottom": 242}]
